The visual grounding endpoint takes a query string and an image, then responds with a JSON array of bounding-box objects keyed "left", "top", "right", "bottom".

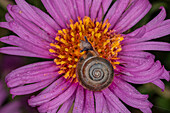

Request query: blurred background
[{"left": 0, "top": 0, "right": 170, "bottom": 113}]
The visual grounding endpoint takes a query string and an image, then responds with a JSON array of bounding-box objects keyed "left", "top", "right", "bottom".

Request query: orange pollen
[{"left": 49, "top": 16, "right": 124, "bottom": 83}]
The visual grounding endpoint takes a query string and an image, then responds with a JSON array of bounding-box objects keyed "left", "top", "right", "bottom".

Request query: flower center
[{"left": 49, "top": 16, "right": 124, "bottom": 83}]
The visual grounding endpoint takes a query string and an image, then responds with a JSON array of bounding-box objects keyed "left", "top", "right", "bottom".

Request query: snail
[{"left": 76, "top": 36, "right": 114, "bottom": 91}]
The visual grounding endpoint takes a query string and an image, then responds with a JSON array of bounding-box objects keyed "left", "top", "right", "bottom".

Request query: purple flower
[
  {"left": 0, "top": 0, "right": 170, "bottom": 113},
  {"left": 0, "top": 81, "right": 21, "bottom": 113}
]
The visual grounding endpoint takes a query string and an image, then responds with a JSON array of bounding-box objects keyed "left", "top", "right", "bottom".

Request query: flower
[
  {"left": 0, "top": 81, "right": 21, "bottom": 113},
  {"left": 0, "top": 0, "right": 170, "bottom": 113}
]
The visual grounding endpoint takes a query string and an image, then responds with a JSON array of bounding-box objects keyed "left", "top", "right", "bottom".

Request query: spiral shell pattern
[{"left": 76, "top": 56, "right": 114, "bottom": 91}]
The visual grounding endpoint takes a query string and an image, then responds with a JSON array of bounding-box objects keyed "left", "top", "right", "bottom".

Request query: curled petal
[
  {"left": 160, "top": 67, "right": 170, "bottom": 81},
  {"left": 140, "top": 20, "right": 170, "bottom": 42},
  {"left": 119, "top": 54, "right": 155, "bottom": 72},
  {"left": 124, "top": 20, "right": 170, "bottom": 44},
  {"left": 5, "top": 13, "right": 13, "bottom": 22},
  {"left": 152, "top": 79, "right": 165, "bottom": 91},
  {"left": 122, "top": 26, "right": 146, "bottom": 44},
  {"left": 146, "top": 6, "right": 166, "bottom": 31},
  {"left": 127, "top": 7, "right": 166, "bottom": 36},
  {"left": 121, "top": 61, "right": 164, "bottom": 84}
]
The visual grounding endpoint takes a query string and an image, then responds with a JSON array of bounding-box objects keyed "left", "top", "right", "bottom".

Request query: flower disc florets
[{"left": 49, "top": 16, "right": 124, "bottom": 82}]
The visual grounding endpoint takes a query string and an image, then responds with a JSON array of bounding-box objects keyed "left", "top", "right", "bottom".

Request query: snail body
[{"left": 76, "top": 37, "right": 114, "bottom": 91}]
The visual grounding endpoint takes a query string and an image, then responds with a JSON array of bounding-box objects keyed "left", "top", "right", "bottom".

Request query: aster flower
[
  {"left": 0, "top": 81, "right": 21, "bottom": 113},
  {"left": 0, "top": 0, "right": 170, "bottom": 113}
]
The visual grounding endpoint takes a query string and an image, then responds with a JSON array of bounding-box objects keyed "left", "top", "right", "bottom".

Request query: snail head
[{"left": 80, "top": 36, "right": 93, "bottom": 52}]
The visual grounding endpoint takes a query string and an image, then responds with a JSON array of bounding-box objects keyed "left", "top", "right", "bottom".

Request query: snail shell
[{"left": 76, "top": 49, "right": 114, "bottom": 91}]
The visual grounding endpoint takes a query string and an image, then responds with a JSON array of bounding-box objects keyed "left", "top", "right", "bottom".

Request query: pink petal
[
  {"left": 76, "top": 0, "right": 85, "bottom": 18},
  {"left": 106, "top": 99, "right": 119, "bottom": 113},
  {"left": 102, "top": 98, "right": 110, "bottom": 113},
  {"left": 0, "top": 21, "right": 50, "bottom": 49},
  {"left": 58, "top": 95, "right": 75, "bottom": 113},
  {"left": 53, "top": 0, "right": 72, "bottom": 24},
  {"left": 73, "top": 85, "right": 84, "bottom": 113},
  {"left": 31, "top": 5, "right": 60, "bottom": 31},
  {"left": 122, "top": 42, "right": 170, "bottom": 51},
  {"left": 72, "top": 0, "right": 79, "bottom": 18},
  {"left": 41, "top": 0, "right": 66, "bottom": 28},
  {"left": 113, "top": 77, "right": 149, "bottom": 100},
  {"left": 119, "top": 53, "right": 155, "bottom": 72},
  {"left": 160, "top": 66, "right": 170, "bottom": 81},
  {"left": 105, "top": 0, "right": 130, "bottom": 29},
  {"left": 114, "top": 0, "right": 151, "bottom": 33},
  {"left": 0, "top": 47, "right": 49, "bottom": 58},
  {"left": 5, "top": 13, "right": 13, "bottom": 22},
  {"left": 152, "top": 79, "right": 165, "bottom": 91},
  {"left": 0, "top": 36, "right": 51, "bottom": 58},
  {"left": 83, "top": 90, "right": 95, "bottom": 113},
  {"left": 94, "top": 91, "right": 104, "bottom": 113},
  {"left": 7, "top": 71, "right": 60, "bottom": 88},
  {"left": 64, "top": 0, "right": 77, "bottom": 21},
  {"left": 110, "top": 85, "right": 152, "bottom": 109},
  {"left": 7, "top": 4, "right": 56, "bottom": 41},
  {"left": 126, "top": 7, "right": 166, "bottom": 37},
  {"left": 85, "top": 0, "right": 92, "bottom": 16},
  {"left": 140, "top": 20, "right": 170, "bottom": 42},
  {"left": 38, "top": 83, "right": 78, "bottom": 112},
  {"left": 6, "top": 61, "right": 57, "bottom": 81},
  {"left": 146, "top": 7, "right": 166, "bottom": 31},
  {"left": 10, "top": 78, "right": 55, "bottom": 95},
  {"left": 15, "top": 0, "right": 57, "bottom": 37},
  {"left": 102, "top": 88, "right": 130, "bottom": 113},
  {"left": 140, "top": 108, "right": 152, "bottom": 113},
  {"left": 29, "top": 79, "right": 70, "bottom": 106},
  {"left": 90, "top": 0, "right": 102, "bottom": 19},
  {"left": 120, "top": 61, "right": 164, "bottom": 84}
]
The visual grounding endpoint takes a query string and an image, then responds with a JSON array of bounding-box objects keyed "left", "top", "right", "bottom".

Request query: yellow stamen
[{"left": 49, "top": 16, "right": 124, "bottom": 83}]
